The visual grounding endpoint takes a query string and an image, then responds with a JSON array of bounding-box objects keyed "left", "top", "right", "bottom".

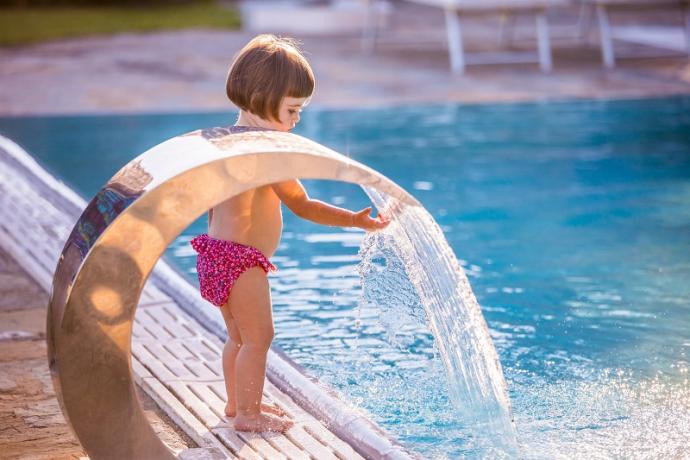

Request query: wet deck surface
[{"left": 0, "top": 141, "right": 370, "bottom": 459}]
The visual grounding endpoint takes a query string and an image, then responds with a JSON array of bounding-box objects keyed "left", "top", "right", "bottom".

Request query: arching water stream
[{"left": 358, "top": 186, "right": 518, "bottom": 455}]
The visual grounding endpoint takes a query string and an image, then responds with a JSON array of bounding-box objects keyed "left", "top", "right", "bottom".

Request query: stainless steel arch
[{"left": 47, "top": 127, "right": 420, "bottom": 459}]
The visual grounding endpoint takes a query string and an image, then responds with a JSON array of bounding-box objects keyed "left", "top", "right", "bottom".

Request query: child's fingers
[
  {"left": 368, "top": 215, "right": 390, "bottom": 230},
  {"left": 357, "top": 207, "right": 392, "bottom": 231}
]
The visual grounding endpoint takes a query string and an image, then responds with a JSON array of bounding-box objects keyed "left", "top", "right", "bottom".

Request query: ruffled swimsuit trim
[{"left": 190, "top": 233, "right": 277, "bottom": 307}]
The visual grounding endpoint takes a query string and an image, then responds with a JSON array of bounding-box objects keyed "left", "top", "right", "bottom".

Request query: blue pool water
[{"left": 2, "top": 96, "right": 689, "bottom": 458}]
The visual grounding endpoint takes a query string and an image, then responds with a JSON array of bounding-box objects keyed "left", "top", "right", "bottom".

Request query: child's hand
[{"left": 353, "top": 207, "right": 391, "bottom": 231}]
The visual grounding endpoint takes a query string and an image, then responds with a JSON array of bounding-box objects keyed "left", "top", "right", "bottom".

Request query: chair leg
[
  {"left": 685, "top": 2, "right": 690, "bottom": 59},
  {"left": 444, "top": 7, "right": 465, "bottom": 74},
  {"left": 499, "top": 13, "right": 517, "bottom": 47},
  {"left": 596, "top": 4, "right": 615, "bottom": 68},
  {"left": 361, "top": 0, "right": 378, "bottom": 54},
  {"left": 577, "top": 2, "right": 594, "bottom": 44},
  {"left": 536, "top": 11, "right": 552, "bottom": 72}
]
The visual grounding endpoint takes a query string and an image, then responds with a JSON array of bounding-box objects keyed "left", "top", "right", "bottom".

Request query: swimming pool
[{"left": 2, "top": 96, "right": 689, "bottom": 458}]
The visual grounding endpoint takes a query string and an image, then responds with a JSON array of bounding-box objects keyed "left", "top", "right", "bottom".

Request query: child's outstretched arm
[{"left": 272, "top": 179, "right": 390, "bottom": 231}]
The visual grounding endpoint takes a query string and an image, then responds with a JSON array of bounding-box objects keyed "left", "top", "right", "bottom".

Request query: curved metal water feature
[{"left": 46, "top": 127, "right": 420, "bottom": 459}]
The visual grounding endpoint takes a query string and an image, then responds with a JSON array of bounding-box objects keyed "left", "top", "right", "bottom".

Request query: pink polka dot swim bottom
[{"left": 190, "top": 233, "right": 277, "bottom": 307}]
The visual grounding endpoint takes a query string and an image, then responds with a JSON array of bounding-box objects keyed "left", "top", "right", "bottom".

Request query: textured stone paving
[{"left": 0, "top": 249, "right": 195, "bottom": 460}]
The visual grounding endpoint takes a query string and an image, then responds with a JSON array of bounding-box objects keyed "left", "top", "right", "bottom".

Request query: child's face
[{"left": 271, "top": 96, "right": 309, "bottom": 132}]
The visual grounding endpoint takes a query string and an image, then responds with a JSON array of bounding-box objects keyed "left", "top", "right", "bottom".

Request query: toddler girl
[{"left": 190, "top": 34, "right": 389, "bottom": 433}]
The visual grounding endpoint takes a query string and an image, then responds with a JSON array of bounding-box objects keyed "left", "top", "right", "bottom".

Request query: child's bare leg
[
  {"left": 218, "top": 311, "right": 241, "bottom": 415},
  {"left": 219, "top": 307, "right": 286, "bottom": 418},
  {"left": 227, "top": 267, "right": 293, "bottom": 433}
]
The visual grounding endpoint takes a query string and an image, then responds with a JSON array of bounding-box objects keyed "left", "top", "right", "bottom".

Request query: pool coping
[{"left": 0, "top": 133, "right": 419, "bottom": 460}]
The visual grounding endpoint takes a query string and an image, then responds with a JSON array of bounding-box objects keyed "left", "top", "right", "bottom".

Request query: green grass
[{"left": 0, "top": 2, "right": 241, "bottom": 46}]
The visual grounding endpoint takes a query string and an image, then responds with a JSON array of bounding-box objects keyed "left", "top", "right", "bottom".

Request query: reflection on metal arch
[{"left": 47, "top": 127, "right": 420, "bottom": 459}]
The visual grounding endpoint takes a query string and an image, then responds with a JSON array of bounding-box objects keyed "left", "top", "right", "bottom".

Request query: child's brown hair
[{"left": 226, "top": 34, "right": 315, "bottom": 122}]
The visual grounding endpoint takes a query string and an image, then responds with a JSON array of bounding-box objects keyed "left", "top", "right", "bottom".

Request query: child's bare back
[{"left": 209, "top": 185, "right": 284, "bottom": 258}]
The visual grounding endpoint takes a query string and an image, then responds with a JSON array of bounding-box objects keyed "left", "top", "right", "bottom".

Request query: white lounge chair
[
  {"left": 366, "top": 0, "right": 569, "bottom": 73},
  {"left": 581, "top": 0, "right": 690, "bottom": 68}
]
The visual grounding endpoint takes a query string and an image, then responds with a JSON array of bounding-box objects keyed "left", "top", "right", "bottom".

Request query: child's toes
[{"left": 262, "top": 402, "right": 287, "bottom": 417}]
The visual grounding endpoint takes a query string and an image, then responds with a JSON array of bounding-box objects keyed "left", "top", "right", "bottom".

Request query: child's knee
[
  {"left": 226, "top": 338, "right": 242, "bottom": 349},
  {"left": 243, "top": 328, "right": 274, "bottom": 352}
]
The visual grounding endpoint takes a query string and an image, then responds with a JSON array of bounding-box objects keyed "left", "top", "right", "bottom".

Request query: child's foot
[
  {"left": 233, "top": 412, "right": 294, "bottom": 433},
  {"left": 225, "top": 402, "right": 287, "bottom": 418}
]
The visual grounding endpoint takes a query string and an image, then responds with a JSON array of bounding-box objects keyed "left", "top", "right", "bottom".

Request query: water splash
[
  {"left": 513, "top": 368, "right": 690, "bottom": 459},
  {"left": 358, "top": 186, "right": 518, "bottom": 452}
]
